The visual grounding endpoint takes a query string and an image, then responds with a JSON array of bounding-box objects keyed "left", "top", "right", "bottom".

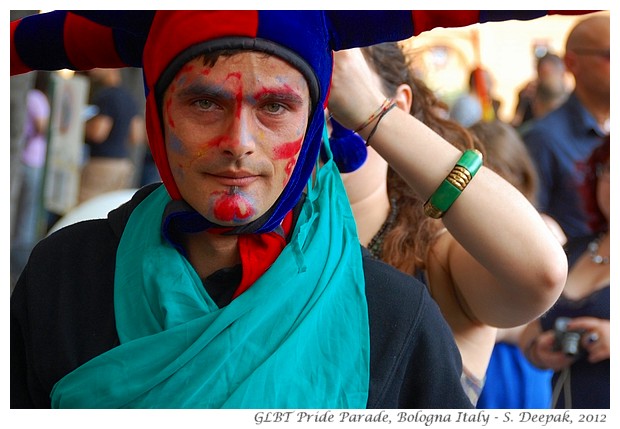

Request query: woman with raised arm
[{"left": 327, "top": 43, "right": 568, "bottom": 404}]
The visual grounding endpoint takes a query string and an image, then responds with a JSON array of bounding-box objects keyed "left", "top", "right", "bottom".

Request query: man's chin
[{"left": 203, "top": 211, "right": 261, "bottom": 228}]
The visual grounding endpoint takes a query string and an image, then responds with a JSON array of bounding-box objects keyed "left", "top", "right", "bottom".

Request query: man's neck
[
  {"left": 575, "top": 87, "right": 610, "bottom": 132},
  {"left": 184, "top": 231, "right": 240, "bottom": 279}
]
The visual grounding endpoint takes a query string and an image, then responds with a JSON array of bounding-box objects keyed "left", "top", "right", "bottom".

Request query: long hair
[
  {"left": 468, "top": 119, "right": 539, "bottom": 204},
  {"left": 361, "top": 42, "right": 482, "bottom": 274}
]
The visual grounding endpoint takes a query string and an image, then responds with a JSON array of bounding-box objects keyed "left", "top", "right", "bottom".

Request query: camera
[{"left": 553, "top": 317, "right": 586, "bottom": 357}]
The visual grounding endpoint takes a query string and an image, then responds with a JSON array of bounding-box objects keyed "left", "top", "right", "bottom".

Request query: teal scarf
[{"left": 51, "top": 149, "right": 369, "bottom": 408}]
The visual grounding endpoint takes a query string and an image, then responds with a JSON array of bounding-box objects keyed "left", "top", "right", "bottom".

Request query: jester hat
[{"left": 11, "top": 10, "right": 573, "bottom": 233}]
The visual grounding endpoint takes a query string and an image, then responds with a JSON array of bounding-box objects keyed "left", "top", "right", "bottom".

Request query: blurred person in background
[
  {"left": 10, "top": 71, "right": 50, "bottom": 289},
  {"left": 520, "top": 136, "right": 610, "bottom": 409},
  {"left": 521, "top": 14, "right": 609, "bottom": 241},
  {"left": 511, "top": 52, "right": 568, "bottom": 128},
  {"left": 78, "top": 68, "right": 144, "bottom": 203},
  {"left": 449, "top": 66, "right": 500, "bottom": 128}
]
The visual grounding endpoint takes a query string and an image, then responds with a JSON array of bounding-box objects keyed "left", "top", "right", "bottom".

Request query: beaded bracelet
[
  {"left": 364, "top": 101, "right": 397, "bottom": 147},
  {"left": 354, "top": 98, "right": 394, "bottom": 133},
  {"left": 423, "top": 149, "right": 483, "bottom": 219}
]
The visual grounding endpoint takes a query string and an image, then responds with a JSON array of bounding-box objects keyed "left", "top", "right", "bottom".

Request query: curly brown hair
[{"left": 361, "top": 42, "right": 483, "bottom": 274}]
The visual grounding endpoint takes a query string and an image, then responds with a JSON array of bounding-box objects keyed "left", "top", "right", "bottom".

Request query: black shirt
[{"left": 11, "top": 184, "right": 472, "bottom": 409}]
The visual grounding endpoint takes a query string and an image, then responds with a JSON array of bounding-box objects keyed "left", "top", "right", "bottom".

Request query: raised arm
[{"left": 328, "top": 48, "right": 567, "bottom": 327}]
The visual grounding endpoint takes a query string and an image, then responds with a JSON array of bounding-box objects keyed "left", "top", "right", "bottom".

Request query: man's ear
[{"left": 563, "top": 51, "right": 578, "bottom": 76}]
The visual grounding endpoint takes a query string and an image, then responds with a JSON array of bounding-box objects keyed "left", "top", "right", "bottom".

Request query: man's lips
[{"left": 206, "top": 171, "right": 259, "bottom": 187}]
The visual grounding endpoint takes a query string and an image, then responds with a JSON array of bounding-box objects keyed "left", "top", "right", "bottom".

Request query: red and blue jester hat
[{"left": 10, "top": 10, "right": 586, "bottom": 234}]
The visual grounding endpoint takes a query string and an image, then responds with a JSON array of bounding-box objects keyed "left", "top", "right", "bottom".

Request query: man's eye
[
  {"left": 264, "top": 103, "right": 284, "bottom": 113},
  {"left": 194, "top": 99, "right": 214, "bottom": 110}
]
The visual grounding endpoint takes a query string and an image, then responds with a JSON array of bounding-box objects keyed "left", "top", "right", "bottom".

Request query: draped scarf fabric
[{"left": 50, "top": 153, "right": 369, "bottom": 409}]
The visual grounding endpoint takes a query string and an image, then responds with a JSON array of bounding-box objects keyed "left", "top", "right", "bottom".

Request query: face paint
[
  {"left": 168, "top": 131, "right": 185, "bottom": 155},
  {"left": 253, "top": 83, "right": 299, "bottom": 100},
  {"left": 166, "top": 65, "right": 195, "bottom": 129},
  {"left": 163, "top": 53, "right": 310, "bottom": 226},
  {"left": 273, "top": 138, "right": 303, "bottom": 160},
  {"left": 176, "top": 63, "right": 195, "bottom": 84},
  {"left": 204, "top": 135, "right": 228, "bottom": 150},
  {"left": 273, "top": 137, "right": 303, "bottom": 186},
  {"left": 225, "top": 72, "right": 243, "bottom": 120},
  {"left": 165, "top": 92, "right": 175, "bottom": 129},
  {"left": 211, "top": 190, "right": 256, "bottom": 223}
]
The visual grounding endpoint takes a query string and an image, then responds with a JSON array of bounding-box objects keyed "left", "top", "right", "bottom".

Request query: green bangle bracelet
[{"left": 424, "top": 149, "right": 483, "bottom": 219}]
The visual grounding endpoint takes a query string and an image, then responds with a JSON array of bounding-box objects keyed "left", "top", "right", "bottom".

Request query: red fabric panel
[
  {"left": 143, "top": 11, "right": 259, "bottom": 89},
  {"left": 145, "top": 90, "right": 182, "bottom": 200},
  {"left": 10, "top": 20, "right": 31, "bottom": 75},
  {"left": 64, "top": 12, "right": 125, "bottom": 70},
  {"left": 233, "top": 210, "right": 294, "bottom": 299}
]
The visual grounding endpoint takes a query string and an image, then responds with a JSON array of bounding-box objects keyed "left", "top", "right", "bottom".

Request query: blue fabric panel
[
  {"left": 326, "top": 11, "right": 414, "bottom": 50},
  {"left": 14, "top": 11, "right": 73, "bottom": 71},
  {"left": 479, "top": 10, "right": 547, "bottom": 23}
]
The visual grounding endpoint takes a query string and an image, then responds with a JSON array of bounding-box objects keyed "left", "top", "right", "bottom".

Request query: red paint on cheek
[
  {"left": 213, "top": 192, "right": 255, "bottom": 222},
  {"left": 273, "top": 138, "right": 303, "bottom": 160},
  {"left": 274, "top": 138, "right": 302, "bottom": 186},
  {"left": 283, "top": 158, "right": 296, "bottom": 187},
  {"left": 206, "top": 135, "right": 230, "bottom": 149}
]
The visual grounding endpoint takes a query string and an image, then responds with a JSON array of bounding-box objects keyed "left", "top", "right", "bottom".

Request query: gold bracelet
[{"left": 423, "top": 149, "right": 483, "bottom": 219}]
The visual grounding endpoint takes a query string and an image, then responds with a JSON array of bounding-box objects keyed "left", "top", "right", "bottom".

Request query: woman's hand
[
  {"left": 328, "top": 49, "right": 386, "bottom": 132},
  {"left": 569, "top": 317, "right": 610, "bottom": 363},
  {"left": 527, "top": 330, "right": 576, "bottom": 371}
]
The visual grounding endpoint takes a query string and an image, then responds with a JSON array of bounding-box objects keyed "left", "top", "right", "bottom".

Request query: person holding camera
[{"left": 520, "top": 136, "right": 610, "bottom": 409}]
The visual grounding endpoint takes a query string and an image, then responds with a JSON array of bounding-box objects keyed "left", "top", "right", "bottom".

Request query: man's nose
[{"left": 221, "top": 110, "right": 256, "bottom": 159}]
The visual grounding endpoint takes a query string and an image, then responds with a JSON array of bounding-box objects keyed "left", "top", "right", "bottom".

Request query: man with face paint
[
  {"left": 162, "top": 53, "right": 310, "bottom": 233},
  {"left": 10, "top": 11, "right": 576, "bottom": 409}
]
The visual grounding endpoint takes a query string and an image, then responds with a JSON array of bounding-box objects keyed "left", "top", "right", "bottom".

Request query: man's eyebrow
[
  {"left": 252, "top": 87, "right": 305, "bottom": 105},
  {"left": 175, "top": 83, "right": 234, "bottom": 101}
]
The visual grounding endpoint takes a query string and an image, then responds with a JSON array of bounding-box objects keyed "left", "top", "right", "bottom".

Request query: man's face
[
  {"left": 163, "top": 52, "right": 310, "bottom": 225},
  {"left": 566, "top": 18, "right": 610, "bottom": 99}
]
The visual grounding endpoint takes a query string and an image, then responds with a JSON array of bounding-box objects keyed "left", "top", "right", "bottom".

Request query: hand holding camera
[
  {"left": 557, "top": 316, "right": 610, "bottom": 364},
  {"left": 552, "top": 317, "right": 587, "bottom": 358}
]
